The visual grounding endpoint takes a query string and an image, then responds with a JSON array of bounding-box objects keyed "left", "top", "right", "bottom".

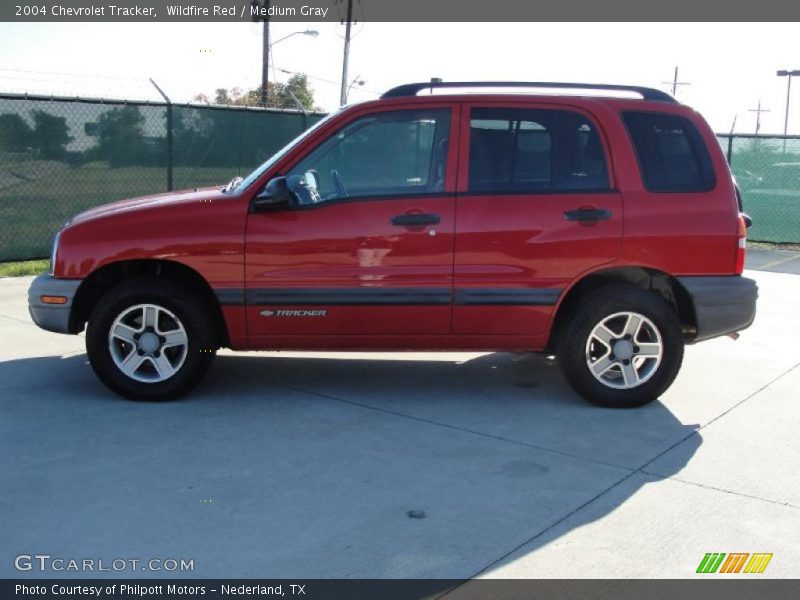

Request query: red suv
[{"left": 28, "top": 82, "right": 757, "bottom": 408}]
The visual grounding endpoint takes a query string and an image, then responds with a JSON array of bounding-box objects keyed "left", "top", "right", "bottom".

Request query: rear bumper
[
  {"left": 678, "top": 275, "right": 758, "bottom": 342},
  {"left": 28, "top": 274, "right": 82, "bottom": 334}
]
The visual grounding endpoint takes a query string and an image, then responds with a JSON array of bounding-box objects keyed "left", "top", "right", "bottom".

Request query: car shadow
[{"left": 0, "top": 352, "right": 700, "bottom": 580}]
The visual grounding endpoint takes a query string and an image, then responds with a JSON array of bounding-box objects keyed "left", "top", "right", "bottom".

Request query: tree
[
  {"left": 277, "top": 74, "right": 316, "bottom": 111},
  {"left": 198, "top": 74, "right": 320, "bottom": 111},
  {"left": 30, "top": 111, "right": 72, "bottom": 160},
  {"left": 95, "top": 106, "right": 151, "bottom": 167},
  {"left": 214, "top": 87, "right": 245, "bottom": 105},
  {"left": 0, "top": 113, "right": 33, "bottom": 152}
]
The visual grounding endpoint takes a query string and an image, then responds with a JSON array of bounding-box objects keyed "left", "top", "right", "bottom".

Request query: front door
[
  {"left": 453, "top": 103, "right": 623, "bottom": 337},
  {"left": 245, "top": 104, "right": 459, "bottom": 342}
]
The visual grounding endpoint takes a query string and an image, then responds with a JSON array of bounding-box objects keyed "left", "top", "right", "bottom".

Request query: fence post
[
  {"left": 150, "top": 79, "right": 174, "bottom": 191},
  {"left": 286, "top": 89, "right": 308, "bottom": 132},
  {"left": 727, "top": 135, "right": 733, "bottom": 165}
]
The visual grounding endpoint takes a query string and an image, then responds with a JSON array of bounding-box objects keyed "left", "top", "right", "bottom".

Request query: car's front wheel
[
  {"left": 86, "top": 278, "right": 217, "bottom": 401},
  {"left": 557, "top": 287, "right": 684, "bottom": 408}
]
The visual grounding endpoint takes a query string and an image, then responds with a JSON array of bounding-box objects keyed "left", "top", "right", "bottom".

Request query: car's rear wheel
[
  {"left": 557, "top": 287, "right": 684, "bottom": 408},
  {"left": 86, "top": 278, "right": 217, "bottom": 401}
]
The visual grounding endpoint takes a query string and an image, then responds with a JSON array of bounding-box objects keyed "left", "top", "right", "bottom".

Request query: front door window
[{"left": 286, "top": 109, "right": 451, "bottom": 204}]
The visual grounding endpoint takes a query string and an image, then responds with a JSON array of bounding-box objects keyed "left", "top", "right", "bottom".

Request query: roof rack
[{"left": 380, "top": 81, "right": 677, "bottom": 103}]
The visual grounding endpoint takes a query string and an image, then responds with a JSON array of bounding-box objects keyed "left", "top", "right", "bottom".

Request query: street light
[
  {"left": 271, "top": 29, "right": 319, "bottom": 46},
  {"left": 776, "top": 69, "right": 800, "bottom": 136},
  {"left": 345, "top": 75, "right": 365, "bottom": 103},
  {"left": 252, "top": 0, "right": 319, "bottom": 107},
  {"left": 264, "top": 29, "right": 319, "bottom": 107}
]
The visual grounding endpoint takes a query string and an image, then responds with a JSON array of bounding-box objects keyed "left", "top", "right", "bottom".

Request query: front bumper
[
  {"left": 28, "top": 274, "right": 82, "bottom": 334},
  {"left": 677, "top": 275, "right": 758, "bottom": 342}
]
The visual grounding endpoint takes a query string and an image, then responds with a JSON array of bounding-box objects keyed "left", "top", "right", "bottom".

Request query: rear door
[
  {"left": 245, "top": 104, "right": 459, "bottom": 340},
  {"left": 453, "top": 102, "right": 623, "bottom": 336}
]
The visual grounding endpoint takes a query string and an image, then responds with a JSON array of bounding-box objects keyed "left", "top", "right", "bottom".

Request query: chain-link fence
[
  {"left": 0, "top": 93, "right": 325, "bottom": 261},
  {"left": 717, "top": 134, "right": 800, "bottom": 244},
  {"left": 2, "top": 93, "right": 799, "bottom": 262}
]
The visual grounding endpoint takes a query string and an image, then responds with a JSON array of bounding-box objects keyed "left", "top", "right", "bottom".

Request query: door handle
[
  {"left": 563, "top": 208, "right": 612, "bottom": 222},
  {"left": 391, "top": 213, "right": 441, "bottom": 227}
]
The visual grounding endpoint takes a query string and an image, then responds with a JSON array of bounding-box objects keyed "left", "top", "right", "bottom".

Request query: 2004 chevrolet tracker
[{"left": 29, "top": 81, "right": 758, "bottom": 408}]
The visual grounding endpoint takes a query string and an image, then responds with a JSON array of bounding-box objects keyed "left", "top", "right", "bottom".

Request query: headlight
[{"left": 48, "top": 230, "right": 61, "bottom": 276}]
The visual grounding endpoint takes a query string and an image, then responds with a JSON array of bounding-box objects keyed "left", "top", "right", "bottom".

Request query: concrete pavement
[
  {"left": 746, "top": 248, "right": 800, "bottom": 275},
  {"left": 0, "top": 269, "right": 798, "bottom": 579}
]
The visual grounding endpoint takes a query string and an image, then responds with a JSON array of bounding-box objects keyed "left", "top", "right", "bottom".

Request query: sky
[{"left": 1, "top": 22, "right": 799, "bottom": 134}]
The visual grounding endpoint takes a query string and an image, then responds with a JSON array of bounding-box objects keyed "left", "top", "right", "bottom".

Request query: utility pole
[
  {"left": 661, "top": 66, "right": 690, "bottom": 96},
  {"left": 748, "top": 100, "right": 769, "bottom": 151},
  {"left": 777, "top": 70, "right": 800, "bottom": 137},
  {"left": 783, "top": 74, "right": 792, "bottom": 135},
  {"left": 748, "top": 99, "right": 770, "bottom": 135},
  {"left": 777, "top": 70, "right": 800, "bottom": 153},
  {"left": 339, "top": 0, "right": 354, "bottom": 105},
  {"left": 250, "top": 1, "right": 271, "bottom": 106},
  {"left": 261, "top": 1, "right": 270, "bottom": 107}
]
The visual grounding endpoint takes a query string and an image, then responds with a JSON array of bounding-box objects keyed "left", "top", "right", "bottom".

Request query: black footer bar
[{"left": 4, "top": 579, "right": 799, "bottom": 600}]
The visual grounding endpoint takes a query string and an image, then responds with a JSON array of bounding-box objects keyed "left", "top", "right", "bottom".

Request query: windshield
[{"left": 231, "top": 109, "right": 342, "bottom": 193}]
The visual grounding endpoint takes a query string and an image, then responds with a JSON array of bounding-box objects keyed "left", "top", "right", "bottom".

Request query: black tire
[
  {"left": 557, "top": 286, "right": 684, "bottom": 408},
  {"left": 86, "top": 277, "right": 217, "bottom": 401}
]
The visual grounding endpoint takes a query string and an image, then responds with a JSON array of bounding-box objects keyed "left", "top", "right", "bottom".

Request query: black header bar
[{"left": 3, "top": 0, "right": 800, "bottom": 22}]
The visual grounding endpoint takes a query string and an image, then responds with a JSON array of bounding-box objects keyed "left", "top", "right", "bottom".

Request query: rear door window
[
  {"left": 468, "top": 108, "right": 610, "bottom": 193},
  {"left": 622, "top": 111, "right": 715, "bottom": 192}
]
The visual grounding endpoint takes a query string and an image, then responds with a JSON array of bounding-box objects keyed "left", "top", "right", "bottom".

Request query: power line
[
  {"left": 0, "top": 68, "right": 223, "bottom": 93},
  {"left": 0, "top": 67, "right": 143, "bottom": 81},
  {"left": 276, "top": 67, "right": 380, "bottom": 96}
]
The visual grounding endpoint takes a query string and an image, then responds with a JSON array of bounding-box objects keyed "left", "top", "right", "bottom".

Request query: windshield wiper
[{"left": 222, "top": 176, "right": 243, "bottom": 193}]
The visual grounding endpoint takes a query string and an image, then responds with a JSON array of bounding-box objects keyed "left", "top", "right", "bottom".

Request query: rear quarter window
[{"left": 622, "top": 111, "right": 716, "bottom": 192}]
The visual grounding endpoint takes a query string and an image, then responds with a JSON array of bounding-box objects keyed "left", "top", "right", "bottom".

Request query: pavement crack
[
  {"left": 636, "top": 359, "right": 800, "bottom": 474},
  {"left": 450, "top": 360, "right": 800, "bottom": 582},
  {"left": 639, "top": 472, "right": 800, "bottom": 510},
  {"left": 0, "top": 313, "right": 35, "bottom": 327}
]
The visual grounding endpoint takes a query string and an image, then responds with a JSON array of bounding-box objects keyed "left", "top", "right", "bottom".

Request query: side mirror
[{"left": 251, "top": 176, "right": 293, "bottom": 211}]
